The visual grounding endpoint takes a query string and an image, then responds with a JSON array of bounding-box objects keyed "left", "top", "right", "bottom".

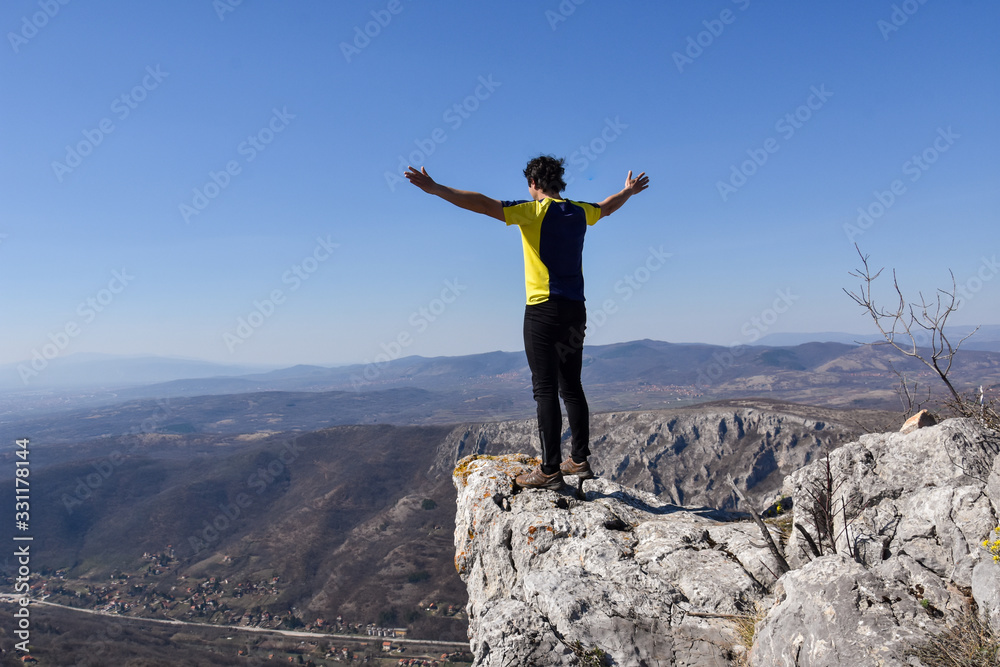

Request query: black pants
[{"left": 523, "top": 298, "right": 590, "bottom": 474}]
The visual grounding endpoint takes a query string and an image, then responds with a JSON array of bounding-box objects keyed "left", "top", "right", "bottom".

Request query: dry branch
[{"left": 726, "top": 474, "right": 789, "bottom": 576}]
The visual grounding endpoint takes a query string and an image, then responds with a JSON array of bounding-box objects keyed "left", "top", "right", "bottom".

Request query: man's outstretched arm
[
  {"left": 405, "top": 166, "right": 505, "bottom": 222},
  {"left": 597, "top": 170, "right": 650, "bottom": 219}
]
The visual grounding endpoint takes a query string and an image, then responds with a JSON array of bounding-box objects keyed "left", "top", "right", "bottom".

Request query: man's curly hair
[{"left": 523, "top": 155, "right": 567, "bottom": 195}]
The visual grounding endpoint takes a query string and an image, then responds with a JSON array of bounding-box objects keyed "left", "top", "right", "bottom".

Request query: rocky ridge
[
  {"left": 443, "top": 405, "right": 860, "bottom": 513},
  {"left": 452, "top": 419, "right": 1000, "bottom": 666}
]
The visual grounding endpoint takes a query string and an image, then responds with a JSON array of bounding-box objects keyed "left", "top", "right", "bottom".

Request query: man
[{"left": 405, "top": 156, "right": 649, "bottom": 489}]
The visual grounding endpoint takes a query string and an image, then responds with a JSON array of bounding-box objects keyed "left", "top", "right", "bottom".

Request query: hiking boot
[
  {"left": 515, "top": 466, "right": 563, "bottom": 490},
  {"left": 560, "top": 457, "right": 594, "bottom": 479}
]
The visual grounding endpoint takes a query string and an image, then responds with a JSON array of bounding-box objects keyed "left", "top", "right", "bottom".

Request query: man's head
[{"left": 523, "top": 155, "right": 566, "bottom": 199}]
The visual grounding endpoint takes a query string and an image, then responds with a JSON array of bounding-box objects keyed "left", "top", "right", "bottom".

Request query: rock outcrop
[
  {"left": 453, "top": 419, "right": 1000, "bottom": 666},
  {"left": 763, "top": 417, "right": 1000, "bottom": 666},
  {"left": 453, "top": 454, "right": 781, "bottom": 666},
  {"left": 444, "top": 405, "right": 859, "bottom": 513}
]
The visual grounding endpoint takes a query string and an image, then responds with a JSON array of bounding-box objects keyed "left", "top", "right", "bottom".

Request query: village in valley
[{"left": 2, "top": 546, "right": 472, "bottom": 665}]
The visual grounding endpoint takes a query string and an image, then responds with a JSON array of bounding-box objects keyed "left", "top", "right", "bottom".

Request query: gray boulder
[
  {"left": 453, "top": 453, "right": 780, "bottom": 666},
  {"left": 770, "top": 418, "right": 1000, "bottom": 663},
  {"left": 454, "top": 418, "right": 1000, "bottom": 666},
  {"left": 443, "top": 406, "right": 859, "bottom": 512},
  {"left": 977, "top": 451, "right": 1000, "bottom": 630},
  {"left": 751, "top": 554, "right": 927, "bottom": 666}
]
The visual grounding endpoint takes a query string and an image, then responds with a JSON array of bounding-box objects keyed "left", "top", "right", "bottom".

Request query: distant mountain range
[
  {"left": 3, "top": 338, "right": 999, "bottom": 447},
  {"left": 4, "top": 326, "right": 999, "bottom": 395},
  {"left": 0, "top": 352, "right": 276, "bottom": 391},
  {"left": 756, "top": 323, "right": 1000, "bottom": 350}
]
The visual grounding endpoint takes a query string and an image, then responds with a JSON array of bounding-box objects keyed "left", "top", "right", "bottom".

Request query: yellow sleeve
[
  {"left": 503, "top": 200, "right": 545, "bottom": 227},
  {"left": 577, "top": 201, "right": 601, "bottom": 226}
]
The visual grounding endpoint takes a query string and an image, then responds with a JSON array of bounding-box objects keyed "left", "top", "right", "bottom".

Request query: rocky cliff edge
[{"left": 452, "top": 419, "right": 1000, "bottom": 666}]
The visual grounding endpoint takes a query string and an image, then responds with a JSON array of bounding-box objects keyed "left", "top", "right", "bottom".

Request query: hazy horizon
[
  {"left": 5, "top": 324, "right": 1000, "bottom": 396},
  {"left": 7, "top": 323, "right": 1000, "bottom": 372}
]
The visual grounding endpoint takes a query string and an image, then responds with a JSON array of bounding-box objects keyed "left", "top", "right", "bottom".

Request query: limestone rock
[
  {"left": 782, "top": 418, "right": 1000, "bottom": 639},
  {"left": 453, "top": 454, "right": 780, "bottom": 666},
  {"left": 454, "top": 418, "right": 1000, "bottom": 665},
  {"left": 976, "top": 450, "right": 1000, "bottom": 631},
  {"left": 443, "top": 406, "right": 858, "bottom": 513},
  {"left": 900, "top": 408, "right": 937, "bottom": 434},
  {"left": 989, "top": 450, "right": 1000, "bottom": 518},
  {"left": 973, "top": 559, "right": 1000, "bottom": 632},
  {"left": 751, "top": 554, "right": 929, "bottom": 667}
]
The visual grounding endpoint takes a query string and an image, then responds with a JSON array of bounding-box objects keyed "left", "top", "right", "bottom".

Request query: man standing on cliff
[{"left": 405, "top": 156, "right": 649, "bottom": 489}]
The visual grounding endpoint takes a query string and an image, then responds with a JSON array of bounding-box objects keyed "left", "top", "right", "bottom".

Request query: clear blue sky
[{"left": 2, "top": 1, "right": 998, "bottom": 370}]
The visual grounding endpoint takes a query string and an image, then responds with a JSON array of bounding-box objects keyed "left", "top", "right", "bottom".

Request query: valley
[{"left": 1, "top": 339, "right": 996, "bottom": 663}]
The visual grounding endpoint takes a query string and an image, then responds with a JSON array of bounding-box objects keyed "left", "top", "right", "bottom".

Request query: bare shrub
[
  {"left": 905, "top": 600, "right": 999, "bottom": 666},
  {"left": 845, "top": 246, "right": 999, "bottom": 433}
]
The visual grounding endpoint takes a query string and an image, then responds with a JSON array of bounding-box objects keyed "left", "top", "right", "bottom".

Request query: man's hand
[
  {"left": 405, "top": 166, "right": 441, "bottom": 195},
  {"left": 624, "top": 170, "right": 650, "bottom": 196},
  {"left": 598, "top": 170, "right": 650, "bottom": 218}
]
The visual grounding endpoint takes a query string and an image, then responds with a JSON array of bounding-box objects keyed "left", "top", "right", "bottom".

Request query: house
[{"left": 382, "top": 641, "right": 393, "bottom": 652}]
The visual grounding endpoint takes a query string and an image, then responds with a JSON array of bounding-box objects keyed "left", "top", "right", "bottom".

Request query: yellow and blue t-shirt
[{"left": 502, "top": 198, "right": 601, "bottom": 305}]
